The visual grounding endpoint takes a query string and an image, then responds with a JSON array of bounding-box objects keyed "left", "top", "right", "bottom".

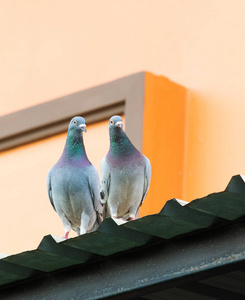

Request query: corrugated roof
[{"left": 1, "top": 175, "right": 245, "bottom": 298}]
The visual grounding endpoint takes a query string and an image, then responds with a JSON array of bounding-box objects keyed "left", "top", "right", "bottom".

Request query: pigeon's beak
[
  {"left": 79, "top": 124, "right": 87, "bottom": 132},
  {"left": 115, "top": 121, "right": 123, "bottom": 129}
]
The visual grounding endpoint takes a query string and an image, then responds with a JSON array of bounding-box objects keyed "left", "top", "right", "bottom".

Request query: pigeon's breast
[
  {"left": 51, "top": 164, "right": 92, "bottom": 208},
  {"left": 108, "top": 157, "right": 145, "bottom": 203},
  {"left": 106, "top": 151, "right": 143, "bottom": 169}
]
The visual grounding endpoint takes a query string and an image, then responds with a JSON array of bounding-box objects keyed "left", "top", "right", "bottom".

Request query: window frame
[{"left": 0, "top": 72, "right": 145, "bottom": 152}]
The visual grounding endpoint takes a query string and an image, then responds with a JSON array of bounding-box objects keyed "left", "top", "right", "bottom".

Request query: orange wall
[{"left": 140, "top": 73, "right": 188, "bottom": 216}]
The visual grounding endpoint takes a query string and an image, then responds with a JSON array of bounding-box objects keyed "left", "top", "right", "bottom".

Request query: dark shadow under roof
[{"left": 1, "top": 175, "right": 245, "bottom": 299}]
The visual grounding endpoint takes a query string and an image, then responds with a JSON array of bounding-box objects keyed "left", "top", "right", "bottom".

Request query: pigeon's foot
[
  {"left": 128, "top": 216, "right": 135, "bottom": 221},
  {"left": 63, "top": 232, "right": 69, "bottom": 239}
]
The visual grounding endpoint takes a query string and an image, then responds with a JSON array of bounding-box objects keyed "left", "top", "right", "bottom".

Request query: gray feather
[
  {"left": 47, "top": 170, "right": 56, "bottom": 212},
  {"left": 100, "top": 115, "right": 151, "bottom": 221},
  {"left": 47, "top": 116, "right": 103, "bottom": 237}
]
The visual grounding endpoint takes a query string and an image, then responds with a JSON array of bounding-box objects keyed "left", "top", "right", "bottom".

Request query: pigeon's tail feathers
[
  {"left": 87, "top": 210, "right": 103, "bottom": 233},
  {"left": 87, "top": 217, "right": 100, "bottom": 233},
  {"left": 102, "top": 203, "right": 111, "bottom": 219},
  {"left": 97, "top": 211, "right": 103, "bottom": 225},
  {"left": 95, "top": 199, "right": 104, "bottom": 215},
  {"left": 102, "top": 204, "right": 107, "bottom": 219}
]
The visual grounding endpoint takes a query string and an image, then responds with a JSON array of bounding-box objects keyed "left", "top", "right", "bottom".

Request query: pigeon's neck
[
  {"left": 109, "top": 126, "right": 139, "bottom": 158},
  {"left": 62, "top": 130, "right": 90, "bottom": 163}
]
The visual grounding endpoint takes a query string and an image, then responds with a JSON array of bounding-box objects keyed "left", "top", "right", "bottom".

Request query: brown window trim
[{"left": 0, "top": 72, "right": 145, "bottom": 152}]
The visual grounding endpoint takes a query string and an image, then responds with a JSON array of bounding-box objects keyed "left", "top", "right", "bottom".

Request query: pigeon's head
[
  {"left": 109, "top": 115, "right": 123, "bottom": 129},
  {"left": 68, "top": 116, "right": 87, "bottom": 133}
]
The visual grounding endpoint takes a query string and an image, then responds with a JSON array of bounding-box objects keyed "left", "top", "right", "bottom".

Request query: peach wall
[
  {"left": 1, "top": 1, "right": 245, "bottom": 117},
  {"left": 0, "top": 120, "right": 110, "bottom": 254}
]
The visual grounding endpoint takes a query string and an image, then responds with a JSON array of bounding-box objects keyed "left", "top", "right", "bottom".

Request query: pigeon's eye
[
  {"left": 110, "top": 120, "right": 114, "bottom": 124},
  {"left": 73, "top": 119, "right": 77, "bottom": 125}
]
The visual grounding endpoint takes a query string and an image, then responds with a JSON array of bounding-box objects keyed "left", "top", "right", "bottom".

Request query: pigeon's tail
[
  {"left": 87, "top": 209, "right": 104, "bottom": 233},
  {"left": 102, "top": 203, "right": 111, "bottom": 219},
  {"left": 98, "top": 211, "right": 104, "bottom": 224},
  {"left": 96, "top": 201, "right": 104, "bottom": 215},
  {"left": 87, "top": 213, "right": 102, "bottom": 233},
  {"left": 94, "top": 201, "right": 103, "bottom": 228}
]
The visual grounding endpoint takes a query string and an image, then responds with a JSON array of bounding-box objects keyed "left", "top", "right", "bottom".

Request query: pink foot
[
  {"left": 128, "top": 217, "right": 135, "bottom": 221},
  {"left": 63, "top": 232, "right": 69, "bottom": 239}
]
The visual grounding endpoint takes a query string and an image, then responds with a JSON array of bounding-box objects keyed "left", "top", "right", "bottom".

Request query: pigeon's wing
[
  {"left": 87, "top": 165, "right": 103, "bottom": 215},
  {"left": 47, "top": 170, "right": 56, "bottom": 211},
  {"left": 139, "top": 156, "right": 151, "bottom": 208},
  {"left": 100, "top": 157, "right": 111, "bottom": 205}
]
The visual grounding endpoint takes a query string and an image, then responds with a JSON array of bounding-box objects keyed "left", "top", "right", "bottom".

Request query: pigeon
[
  {"left": 47, "top": 116, "right": 103, "bottom": 238},
  {"left": 100, "top": 115, "right": 151, "bottom": 221}
]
